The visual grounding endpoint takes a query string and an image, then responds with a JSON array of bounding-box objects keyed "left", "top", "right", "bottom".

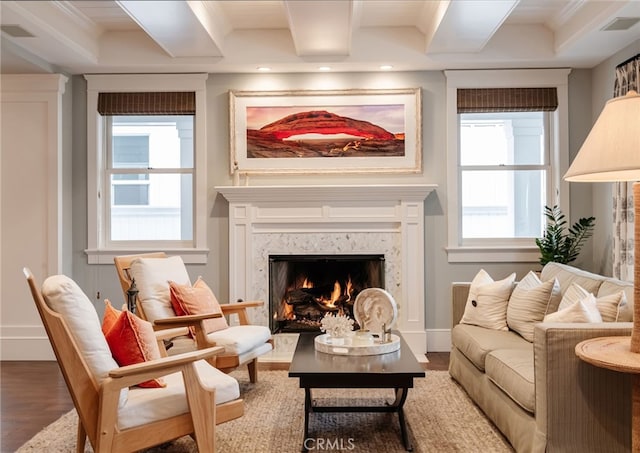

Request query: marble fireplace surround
[{"left": 215, "top": 184, "right": 436, "bottom": 359}]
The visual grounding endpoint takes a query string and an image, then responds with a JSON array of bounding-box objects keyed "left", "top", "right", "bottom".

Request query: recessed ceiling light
[
  {"left": 380, "top": 65, "right": 393, "bottom": 71},
  {"left": 318, "top": 66, "right": 331, "bottom": 72},
  {"left": 257, "top": 67, "right": 271, "bottom": 72}
]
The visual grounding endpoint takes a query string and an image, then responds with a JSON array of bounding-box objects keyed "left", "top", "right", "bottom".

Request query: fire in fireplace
[{"left": 269, "top": 254, "right": 384, "bottom": 333}]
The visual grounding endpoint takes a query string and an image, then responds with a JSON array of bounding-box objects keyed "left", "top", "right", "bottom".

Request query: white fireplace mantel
[
  {"left": 215, "top": 184, "right": 437, "bottom": 357},
  {"left": 216, "top": 184, "right": 435, "bottom": 203}
]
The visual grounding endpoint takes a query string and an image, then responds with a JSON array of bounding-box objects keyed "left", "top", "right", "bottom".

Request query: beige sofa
[{"left": 449, "top": 262, "right": 634, "bottom": 452}]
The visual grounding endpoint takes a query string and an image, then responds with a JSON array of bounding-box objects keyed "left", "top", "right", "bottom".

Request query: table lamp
[
  {"left": 567, "top": 90, "right": 640, "bottom": 450},
  {"left": 565, "top": 90, "right": 640, "bottom": 349}
]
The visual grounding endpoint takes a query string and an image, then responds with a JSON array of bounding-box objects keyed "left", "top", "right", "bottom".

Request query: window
[
  {"left": 460, "top": 111, "right": 548, "bottom": 240},
  {"left": 85, "top": 74, "right": 208, "bottom": 264},
  {"left": 107, "top": 116, "right": 193, "bottom": 242},
  {"left": 445, "top": 70, "right": 571, "bottom": 262}
]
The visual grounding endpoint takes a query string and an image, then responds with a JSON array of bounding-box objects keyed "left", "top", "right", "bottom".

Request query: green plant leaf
[{"left": 536, "top": 206, "right": 595, "bottom": 265}]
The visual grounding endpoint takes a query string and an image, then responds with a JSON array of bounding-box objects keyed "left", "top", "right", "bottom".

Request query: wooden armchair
[
  {"left": 114, "top": 253, "right": 272, "bottom": 383},
  {"left": 24, "top": 268, "right": 243, "bottom": 453}
]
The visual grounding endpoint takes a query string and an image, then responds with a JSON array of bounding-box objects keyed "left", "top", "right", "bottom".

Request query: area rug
[{"left": 17, "top": 370, "right": 513, "bottom": 452}]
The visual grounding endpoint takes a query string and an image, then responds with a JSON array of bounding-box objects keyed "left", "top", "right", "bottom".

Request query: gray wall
[{"left": 66, "top": 58, "right": 636, "bottom": 344}]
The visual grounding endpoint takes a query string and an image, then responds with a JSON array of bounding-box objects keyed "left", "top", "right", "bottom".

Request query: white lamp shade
[{"left": 564, "top": 90, "right": 640, "bottom": 182}]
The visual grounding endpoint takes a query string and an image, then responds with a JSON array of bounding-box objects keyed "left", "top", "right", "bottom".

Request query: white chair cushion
[
  {"left": 41, "top": 275, "right": 128, "bottom": 406},
  {"left": 118, "top": 359, "right": 240, "bottom": 430},
  {"left": 206, "top": 325, "right": 272, "bottom": 355},
  {"left": 129, "top": 256, "right": 191, "bottom": 322}
]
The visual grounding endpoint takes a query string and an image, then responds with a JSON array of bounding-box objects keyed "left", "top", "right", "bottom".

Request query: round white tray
[{"left": 314, "top": 333, "right": 401, "bottom": 356}]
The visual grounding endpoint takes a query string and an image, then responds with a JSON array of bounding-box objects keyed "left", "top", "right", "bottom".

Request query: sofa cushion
[
  {"left": 540, "top": 261, "right": 604, "bottom": 296},
  {"left": 543, "top": 293, "right": 603, "bottom": 323},
  {"left": 485, "top": 347, "right": 535, "bottom": 413},
  {"left": 507, "top": 271, "right": 561, "bottom": 342},
  {"left": 596, "top": 292, "right": 628, "bottom": 322},
  {"left": 460, "top": 270, "right": 516, "bottom": 331},
  {"left": 558, "top": 282, "right": 628, "bottom": 322},
  {"left": 451, "top": 323, "right": 530, "bottom": 371},
  {"left": 598, "top": 279, "right": 634, "bottom": 322}
]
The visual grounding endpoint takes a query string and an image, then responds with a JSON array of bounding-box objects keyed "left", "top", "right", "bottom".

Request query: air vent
[
  {"left": 1, "top": 25, "right": 35, "bottom": 38},
  {"left": 601, "top": 17, "right": 640, "bottom": 31}
]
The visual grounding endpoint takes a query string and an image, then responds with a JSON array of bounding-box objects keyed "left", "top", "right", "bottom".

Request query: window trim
[
  {"left": 444, "top": 69, "right": 571, "bottom": 263},
  {"left": 84, "top": 74, "right": 209, "bottom": 264}
]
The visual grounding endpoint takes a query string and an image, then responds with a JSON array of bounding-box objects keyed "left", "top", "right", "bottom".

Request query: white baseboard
[
  {"left": 399, "top": 329, "right": 427, "bottom": 356},
  {"left": 426, "top": 329, "right": 451, "bottom": 352},
  {"left": 1, "top": 337, "right": 55, "bottom": 360}
]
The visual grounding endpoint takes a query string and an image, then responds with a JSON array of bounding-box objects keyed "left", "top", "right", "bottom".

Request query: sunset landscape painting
[
  {"left": 230, "top": 89, "right": 422, "bottom": 174},
  {"left": 245, "top": 104, "right": 406, "bottom": 159}
]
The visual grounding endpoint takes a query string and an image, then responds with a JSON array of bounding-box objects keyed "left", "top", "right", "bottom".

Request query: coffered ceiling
[{"left": 1, "top": 0, "right": 639, "bottom": 74}]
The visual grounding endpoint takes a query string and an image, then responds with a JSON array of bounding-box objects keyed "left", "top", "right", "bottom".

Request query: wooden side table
[{"left": 575, "top": 336, "right": 640, "bottom": 451}]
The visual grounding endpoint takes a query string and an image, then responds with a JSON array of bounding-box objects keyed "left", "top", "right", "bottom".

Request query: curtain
[
  {"left": 97, "top": 92, "right": 195, "bottom": 115},
  {"left": 456, "top": 87, "right": 558, "bottom": 112},
  {"left": 612, "top": 54, "right": 640, "bottom": 281}
]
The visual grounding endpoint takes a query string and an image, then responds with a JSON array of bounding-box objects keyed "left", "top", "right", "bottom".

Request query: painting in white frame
[{"left": 229, "top": 88, "right": 422, "bottom": 174}]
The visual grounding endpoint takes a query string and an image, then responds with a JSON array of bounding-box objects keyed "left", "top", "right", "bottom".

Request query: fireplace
[
  {"left": 215, "top": 184, "right": 436, "bottom": 357},
  {"left": 269, "top": 254, "right": 384, "bottom": 333}
]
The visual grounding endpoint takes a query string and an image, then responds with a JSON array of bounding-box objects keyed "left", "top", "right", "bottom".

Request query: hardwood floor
[
  {"left": 1, "top": 353, "right": 449, "bottom": 452},
  {"left": 1, "top": 362, "right": 74, "bottom": 452}
]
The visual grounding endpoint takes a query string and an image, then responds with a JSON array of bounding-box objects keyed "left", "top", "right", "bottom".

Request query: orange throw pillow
[
  {"left": 169, "top": 277, "right": 229, "bottom": 336},
  {"left": 103, "top": 309, "right": 165, "bottom": 388},
  {"left": 102, "top": 300, "right": 122, "bottom": 335}
]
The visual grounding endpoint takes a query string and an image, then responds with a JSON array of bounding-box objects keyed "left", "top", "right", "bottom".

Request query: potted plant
[{"left": 535, "top": 205, "right": 595, "bottom": 266}]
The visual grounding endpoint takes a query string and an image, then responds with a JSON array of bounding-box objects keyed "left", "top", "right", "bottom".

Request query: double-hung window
[
  {"left": 85, "top": 74, "right": 208, "bottom": 263},
  {"left": 106, "top": 113, "right": 193, "bottom": 242},
  {"left": 445, "top": 70, "right": 571, "bottom": 262}
]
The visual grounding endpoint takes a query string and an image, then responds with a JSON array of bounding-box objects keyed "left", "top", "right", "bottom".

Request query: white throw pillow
[
  {"left": 596, "top": 291, "right": 627, "bottom": 322},
  {"left": 129, "top": 256, "right": 191, "bottom": 322},
  {"left": 544, "top": 293, "right": 603, "bottom": 323},
  {"left": 507, "top": 271, "right": 561, "bottom": 342},
  {"left": 460, "top": 270, "right": 516, "bottom": 331},
  {"left": 558, "top": 282, "right": 627, "bottom": 322},
  {"left": 557, "top": 282, "right": 590, "bottom": 311}
]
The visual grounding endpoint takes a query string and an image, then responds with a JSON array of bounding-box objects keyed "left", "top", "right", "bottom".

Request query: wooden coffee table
[{"left": 288, "top": 332, "right": 425, "bottom": 451}]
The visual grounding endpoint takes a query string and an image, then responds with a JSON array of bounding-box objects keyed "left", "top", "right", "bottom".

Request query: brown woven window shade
[
  {"left": 457, "top": 88, "right": 558, "bottom": 113},
  {"left": 97, "top": 92, "right": 195, "bottom": 115}
]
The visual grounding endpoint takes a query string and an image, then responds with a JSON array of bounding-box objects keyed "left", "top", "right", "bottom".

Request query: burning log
[
  {"left": 292, "top": 304, "right": 325, "bottom": 319},
  {"left": 284, "top": 284, "right": 335, "bottom": 306},
  {"left": 313, "top": 296, "right": 349, "bottom": 312}
]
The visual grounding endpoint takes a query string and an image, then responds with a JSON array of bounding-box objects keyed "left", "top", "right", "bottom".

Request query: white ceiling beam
[
  {"left": 417, "top": 0, "right": 451, "bottom": 53},
  {"left": 116, "top": 0, "right": 230, "bottom": 58},
  {"left": 423, "top": 0, "right": 520, "bottom": 54},
  {"left": 284, "top": 0, "right": 354, "bottom": 57}
]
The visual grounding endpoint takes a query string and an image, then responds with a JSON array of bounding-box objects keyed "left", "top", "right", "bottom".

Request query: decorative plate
[{"left": 353, "top": 288, "right": 397, "bottom": 334}]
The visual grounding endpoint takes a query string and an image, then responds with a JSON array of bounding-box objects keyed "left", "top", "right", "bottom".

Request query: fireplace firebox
[{"left": 269, "top": 254, "right": 384, "bottom": 333}]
